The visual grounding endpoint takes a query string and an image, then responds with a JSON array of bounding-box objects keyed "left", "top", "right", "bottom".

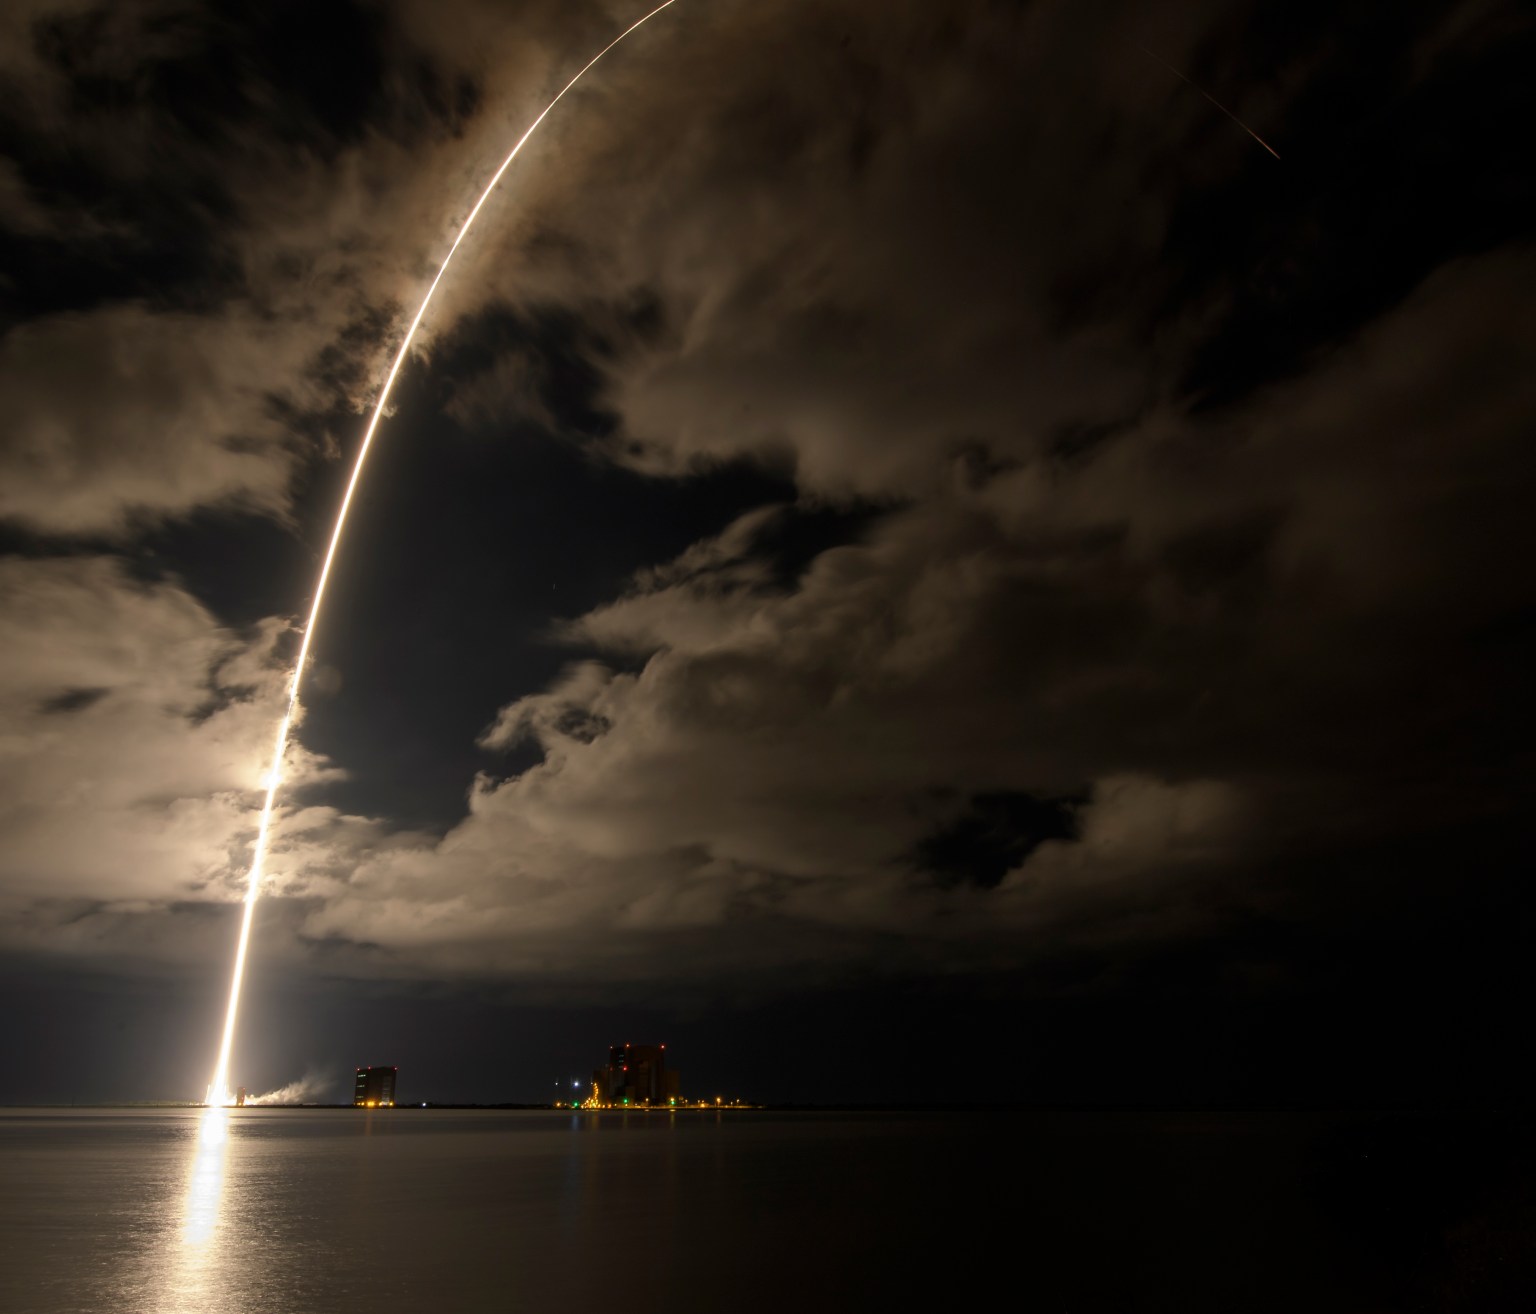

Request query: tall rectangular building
[
  {"left": 353, "top": 1066, "right": 397, "bottom": 1107},
  {"left": 592, "top": 1044, "right": 680, "bottom": 1106}
]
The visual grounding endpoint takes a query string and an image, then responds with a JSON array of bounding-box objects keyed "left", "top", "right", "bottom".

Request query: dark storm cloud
[{"left": 0, "top": 0, "right": 1531, "bottom": 1024}]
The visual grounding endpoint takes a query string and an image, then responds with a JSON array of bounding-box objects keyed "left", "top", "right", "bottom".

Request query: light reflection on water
[
  {"left": 0, "top": 1106, "right": 1419, "bottom": 1313},
  {"left": 180, "top": 1105, "right": 228, "bottom": 1248},
  {"left": 145, "top": 1104, "right": 231, "bottom": 1313}
]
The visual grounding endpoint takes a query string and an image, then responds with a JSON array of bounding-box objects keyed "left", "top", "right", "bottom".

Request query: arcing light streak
[
  {"left": 1137, "top": 44, "right": 1282, "bottom": 160},
  {"left": 203, "top": 0, "right": 683, "bottom": 1107}
]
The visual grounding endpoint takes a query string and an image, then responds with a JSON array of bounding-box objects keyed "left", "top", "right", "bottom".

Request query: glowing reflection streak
[
  {"left": 203, "top": 0, "right": 682, "bottom": 1107},
  {"left": 152, "top": 1106, "right": 232, "bottom": 1314},
  {"left": 182, "top": 1105, "right": 230, "bottom": 1247}
]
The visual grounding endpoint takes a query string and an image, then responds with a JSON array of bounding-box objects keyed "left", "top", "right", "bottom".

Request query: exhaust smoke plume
[{"left": 245, "top": 1072, "right": 334, "bottom": 1105}]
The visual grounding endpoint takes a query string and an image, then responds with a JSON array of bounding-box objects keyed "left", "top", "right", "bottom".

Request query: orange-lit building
[
  {"left": 353, "top": 1066, "right": 397, "bottom": 1107},
  {"left": 592, "top": 1044, "right": 680, "bottom": 1106}
]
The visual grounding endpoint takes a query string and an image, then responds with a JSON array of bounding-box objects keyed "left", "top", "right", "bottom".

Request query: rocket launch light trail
[
  {"left": 1137, "top": 44, "right": 1282, "bottom": 160},
  {"left": 203, "top": 0, "right": 683, "bottom": 1107}
]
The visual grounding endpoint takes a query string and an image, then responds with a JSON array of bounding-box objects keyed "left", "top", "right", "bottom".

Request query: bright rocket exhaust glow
[{"left": 203, "top": 0, "right": 683, "bottom": 1108}]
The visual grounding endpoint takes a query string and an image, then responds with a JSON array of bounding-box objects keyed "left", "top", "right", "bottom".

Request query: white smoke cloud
[{"left": 245, "top": 1070, "right": 336, "bottom": 1105}]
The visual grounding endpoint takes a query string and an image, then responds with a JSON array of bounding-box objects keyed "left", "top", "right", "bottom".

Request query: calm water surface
[{"left": 0, "top": 1107, "right": 1527, "bottom": 1312}]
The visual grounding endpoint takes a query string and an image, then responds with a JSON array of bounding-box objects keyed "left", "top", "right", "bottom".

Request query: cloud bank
[{"left": 1, "top": 0, "right": 1531, "bottom": 1005}]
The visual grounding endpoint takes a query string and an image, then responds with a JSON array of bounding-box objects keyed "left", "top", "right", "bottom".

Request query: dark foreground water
[{"left": 0, "top": 1107, "right": 1530, "bottom": 1313}]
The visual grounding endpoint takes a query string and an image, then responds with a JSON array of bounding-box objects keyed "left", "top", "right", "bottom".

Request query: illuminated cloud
[
  {"left": 0, "top": 0, "right": 1530, "bottom": 1021},
  {"left": 0, "top": 556, "right": 336, "bottom": 913},
  {"left": 290, "top": 243, "right": 1536, "bottom": 986},
  {"left": 0, "top": 309, "right": 314, "bottom": 534}
]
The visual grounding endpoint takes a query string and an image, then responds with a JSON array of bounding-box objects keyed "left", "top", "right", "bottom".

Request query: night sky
[{"left": 1, "top": 0, "right": 1532, "bottom": 1106}]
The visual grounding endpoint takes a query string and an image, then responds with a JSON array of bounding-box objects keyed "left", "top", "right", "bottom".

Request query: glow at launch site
[{"left": 203, "top": 0, "right": 683, "bottom": 1107}]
